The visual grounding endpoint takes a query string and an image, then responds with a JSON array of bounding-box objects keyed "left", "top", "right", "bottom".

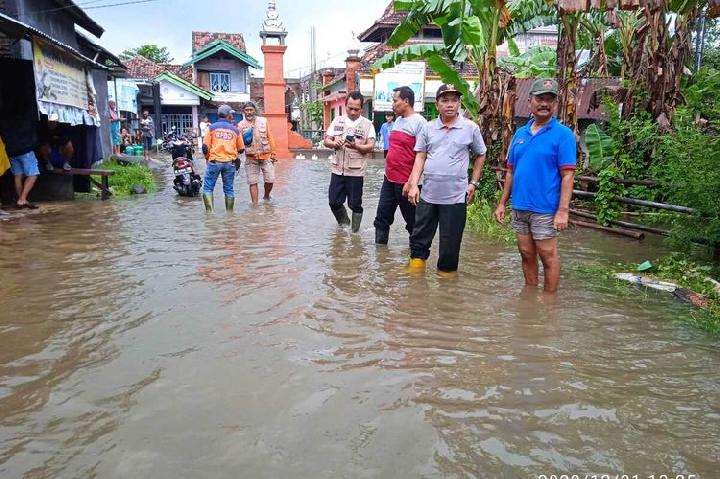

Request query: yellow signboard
[{"left": 32, "top": 37, "right": 88, "bottom": 110}]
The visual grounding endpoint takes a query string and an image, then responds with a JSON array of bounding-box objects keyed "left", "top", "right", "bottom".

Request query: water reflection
[{"left": 0, "top": 159, "right": 719, "bottom": 478}]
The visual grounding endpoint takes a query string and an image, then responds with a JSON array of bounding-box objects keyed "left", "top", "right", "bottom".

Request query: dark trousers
[
  {"left": 328, "top": 173, "right": 363, "bottom": 213},
  {"left": 373, "top": 176, "right": 416, "bottom": 235},
  {"left": 410, "top": 199, "right": 467, "bottom": 272}
]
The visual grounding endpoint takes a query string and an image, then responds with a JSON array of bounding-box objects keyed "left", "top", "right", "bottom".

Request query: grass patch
[
  {"left": 95, "top": 159, "right": 155, "bottom": 197},
  {"left": 466, "top": 197, "right": 516, "bottom": 244}
]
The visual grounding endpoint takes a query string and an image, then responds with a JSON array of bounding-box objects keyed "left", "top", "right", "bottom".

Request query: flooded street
[{"left": 1, "top": 159, "right": 719, "bottom": 478}]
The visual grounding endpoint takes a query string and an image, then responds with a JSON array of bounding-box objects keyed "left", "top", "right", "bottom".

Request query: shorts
[
  {"left": 511, "top": 209, "right": 558, "bottom": 240},
  {"left": 10, "top": 151, "right": 40, "bottom": 177},
  {"left": 245, "top": 159, "right": 275, "bottom": 184},
  {"left": 143, "top": 136, "right": 153, "bottom": 150}
]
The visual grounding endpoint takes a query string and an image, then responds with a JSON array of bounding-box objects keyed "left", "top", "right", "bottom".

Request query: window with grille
[
  {"left": 161, "top": 114, "right": 194, "bottom": 136},
  {"left": 210, "top": 72, "right": 231, "bottom": 92}
]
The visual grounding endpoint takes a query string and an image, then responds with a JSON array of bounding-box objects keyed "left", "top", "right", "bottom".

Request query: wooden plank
[
  {"left": 51, "top": 168, "right": 114, "bottom": 176},
  {"left": 572, "top": 190, "right": 697, "bottom": 214},
  {"left": 570, "top": 219, "right": 645, "bottom": 239}
]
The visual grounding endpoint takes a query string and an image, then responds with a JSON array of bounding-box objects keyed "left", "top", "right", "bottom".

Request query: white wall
[
  {"left": 160, "top": 80, "right": 200, "bottom": 106},
  {"left": 196, "top": 58, "right": 248, "bottom": 93}
]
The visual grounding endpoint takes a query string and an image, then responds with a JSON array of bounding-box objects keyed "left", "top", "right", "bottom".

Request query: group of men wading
[
  {"left": 201, "top": 78, "right": 576, "bottom": 293},
  {"left": 200, "top": 101, "right": 276, "bottom": 212}
]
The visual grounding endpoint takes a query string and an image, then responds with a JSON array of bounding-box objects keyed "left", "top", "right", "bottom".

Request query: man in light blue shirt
[
  {"left": 495, "top": 78, "right": 577, "bottom": 293},
  {"left": 405, "top": 84, "right": 487, "bottom": 273},
  {"left": 379, "top": 112, "right": 395, "bottom": 158}
]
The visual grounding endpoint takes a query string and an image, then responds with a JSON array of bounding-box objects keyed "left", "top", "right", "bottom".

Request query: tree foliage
[{"left": 120, "top": 44, "right": 174, "bottom": 64}]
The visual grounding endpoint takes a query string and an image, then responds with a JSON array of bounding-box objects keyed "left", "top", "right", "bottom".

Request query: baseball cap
[
  {"left": 217, "top": 104, "right": 233, "bottom": 117},
  {"left": 530, "top": 78, "right": 559, "bottom": 96},
  {"left": 436, "top": 83, "right": 462, "bottom": 99}
]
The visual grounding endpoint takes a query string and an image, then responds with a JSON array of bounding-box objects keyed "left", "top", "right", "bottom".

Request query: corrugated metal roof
[
  {"left": 513, "top": 77, "right": 621, "bottom": 120},
  {"left": 0, "top": 12, "right": 107, "bottom": 70}
]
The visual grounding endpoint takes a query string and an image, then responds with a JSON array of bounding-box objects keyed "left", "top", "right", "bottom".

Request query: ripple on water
[{"left": 0, "top": 159, "right": 719, "bottom": 477}]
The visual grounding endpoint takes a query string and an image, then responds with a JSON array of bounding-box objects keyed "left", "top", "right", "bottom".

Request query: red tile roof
[
  {"left": 125, "top": 55, "right": 192, "bottom": 82},
  {"left": 192, "top": 31, "right": 246, "bottom": 53}
]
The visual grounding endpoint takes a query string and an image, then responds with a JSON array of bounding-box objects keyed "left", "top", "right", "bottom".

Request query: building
[{"left": 0, "top": 0, "right": 125, "bottom": 201}]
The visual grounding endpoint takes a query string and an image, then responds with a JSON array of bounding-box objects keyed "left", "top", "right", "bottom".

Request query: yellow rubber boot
[{"left": 407, "top": 258, "right": 427, "bottom": 272}]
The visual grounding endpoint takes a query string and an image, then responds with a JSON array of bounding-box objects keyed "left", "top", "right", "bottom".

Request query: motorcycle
[
  {"left": 168, "top": 139, "right": 202, "bottom": 197},
  {"left": 161, "top": 127, "right": 195, "bottom": 159}
]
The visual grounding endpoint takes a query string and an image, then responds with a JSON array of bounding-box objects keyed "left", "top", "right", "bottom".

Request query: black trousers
[
  {"left": 373, "top": 176, "right": 417, "bottom": 235},
  {"left": 409, "top": 199, "right": 467, "bottom": 272},
  {"left": 328, "top": 173, "right": 363, "bottom": 213}
]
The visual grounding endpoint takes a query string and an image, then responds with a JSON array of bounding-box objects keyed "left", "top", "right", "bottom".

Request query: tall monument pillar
[{"left": 260, "top": 1, "right": 290, "bottom": 159}]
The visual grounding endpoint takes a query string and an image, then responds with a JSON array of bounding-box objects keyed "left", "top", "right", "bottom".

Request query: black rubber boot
[
  {"left": 351, "top": 212, "right": 363, "bottom": 233},
  {"left": 331, "top": 205, "right": 351, "bottom": 226},
  {"left": 375, "top": 228, "right": 389, "bottom": 244}
]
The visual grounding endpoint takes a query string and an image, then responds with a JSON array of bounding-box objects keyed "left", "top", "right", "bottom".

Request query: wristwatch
[{"left": 469, "top": 181, "right": 480, "bottom": 188}]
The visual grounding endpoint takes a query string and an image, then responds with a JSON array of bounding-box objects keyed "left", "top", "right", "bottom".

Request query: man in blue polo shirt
[{"left": 494, "top": 78, "right": 576, "bottom": 293}]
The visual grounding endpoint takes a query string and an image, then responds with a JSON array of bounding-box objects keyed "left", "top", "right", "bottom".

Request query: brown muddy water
[{"left": 1, "top": 159, "right": 719, "bottom": 478}]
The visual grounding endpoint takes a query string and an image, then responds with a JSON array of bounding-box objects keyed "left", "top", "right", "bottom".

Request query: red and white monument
[{"left": 260, "top": 1, "right": 291, "bottom": 159}]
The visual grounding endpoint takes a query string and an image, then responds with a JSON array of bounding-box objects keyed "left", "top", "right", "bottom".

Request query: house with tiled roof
[{"left": 121, "top": 31, "right": 261, "bottom": 137}]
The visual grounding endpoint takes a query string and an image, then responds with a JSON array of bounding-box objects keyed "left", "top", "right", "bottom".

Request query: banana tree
[{"left": 371, "top": 0, "right": 556, "bottom": 160}]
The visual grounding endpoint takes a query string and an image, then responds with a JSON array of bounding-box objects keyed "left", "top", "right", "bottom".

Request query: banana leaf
[{"left": 585, "top": 123, "right": 615, "bottom": 172}]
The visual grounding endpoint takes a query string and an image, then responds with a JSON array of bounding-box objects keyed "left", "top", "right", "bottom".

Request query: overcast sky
[{"left": 85, "top": 0, "right": 390, "bottom": 78}]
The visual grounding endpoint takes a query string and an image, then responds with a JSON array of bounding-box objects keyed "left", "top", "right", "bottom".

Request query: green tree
[{"left": 120, "top": 44, "right": 174, "bottom": 64}]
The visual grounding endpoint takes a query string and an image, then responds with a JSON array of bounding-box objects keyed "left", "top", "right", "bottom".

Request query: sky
[{"left": 83, "top": 0, "right": 390, "bottom": 78}]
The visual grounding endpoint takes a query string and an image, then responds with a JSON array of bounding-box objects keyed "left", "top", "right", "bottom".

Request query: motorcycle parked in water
[{"left": 168, "top": 139, "right": 202, "bottom": 197}]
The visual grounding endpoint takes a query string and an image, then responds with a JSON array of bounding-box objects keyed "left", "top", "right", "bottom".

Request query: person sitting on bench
[{"left": 38, "top": 114, "right": 73, "bottom": 171}]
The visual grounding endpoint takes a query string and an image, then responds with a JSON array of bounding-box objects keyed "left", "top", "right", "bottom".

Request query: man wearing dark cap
[
  {"left": 494, "top": 78, "right": 577, "bottom": 293},
  {"left": 405, "top": 84, "right": 487, "bottom": 274},
  {"left": 201, "top": 104, "right": 245, "bottom": 211}
]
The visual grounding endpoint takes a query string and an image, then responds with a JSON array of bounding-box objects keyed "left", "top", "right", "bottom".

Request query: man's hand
[
  {"left": 407, "top": 184, "right": 420, "bottom": 206},
  {"left": 494, "top": 203, "right": 506, "bottom": 224},
  {"left": 402, "top": 182, "right": 410, "bottom": 198},
  {"left": 554, "top": 208, "right": 569, "bottom": 231},
  {"left": 334, "top": 138, "right": 345, "bottom": 150},
  {"left": 344, "top": 138, "right": 357, "bottom": 150},
  {"left": 466, "top": 184, "right": 477, "bottom": 205},
  {"left": 234, "top": 158, "right": 241, "bottom": 171}
]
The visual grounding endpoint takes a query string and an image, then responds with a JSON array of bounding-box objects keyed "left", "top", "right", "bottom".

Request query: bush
[
  {"left": 466, "top": 195, "right": 516, "bottom": 244},
  {"left": 95, "top": 159, "right": 155, "bottom": 197}
]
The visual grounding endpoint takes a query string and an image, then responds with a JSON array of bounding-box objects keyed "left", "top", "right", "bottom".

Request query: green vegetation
[
  {"left": 120, "top": 44, "right": 173, "bottom": 64},
  {"left": 96, "top": 160, "right": 155, "bottom": 197},
  {"left": 466, "top": 196, "right": 516, "bottom": 245}
]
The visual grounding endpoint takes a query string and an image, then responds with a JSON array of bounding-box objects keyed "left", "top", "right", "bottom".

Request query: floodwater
[{"left": 1, "top": 159, "right": 719, "bottom": 479}]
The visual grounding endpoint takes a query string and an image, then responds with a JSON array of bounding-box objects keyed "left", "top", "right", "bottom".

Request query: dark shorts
[
  {"left": 511, "top": 210, "right": 557, "bottom": 240},
  {"left": 143, "top": 136, "right": 153, "bottom": 151}
]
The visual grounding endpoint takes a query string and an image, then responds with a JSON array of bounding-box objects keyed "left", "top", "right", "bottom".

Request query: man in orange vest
[
  {"left": 238, "top": 101, "right": 276, "bottom": 203},
  {"left": 202, "top": 104, "right": 244, "bottom": 211}
]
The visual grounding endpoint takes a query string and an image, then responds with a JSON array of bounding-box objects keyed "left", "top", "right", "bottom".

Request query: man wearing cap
[
  {"left": 405, "top": 84, "right": 487, "bottom": 273},
  {"left": 201, "top": 104, "right": 245, "bottom": 211},
  {"left": 323, "top": 91, "right": 376, "bottom": 233},
  {"left": 373, "top": 85, "right": 427, "bottom": 245},
  {"left": 238, "top": 101, "right": 276, "bottom": 203},
  {"left": 494, "top": 78, "right": 576, "bottom": 293}
]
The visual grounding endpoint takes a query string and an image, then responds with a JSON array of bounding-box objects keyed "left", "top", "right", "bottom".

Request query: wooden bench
[{"left": 52, "top": 168, "right": 115, "bottom": 200}]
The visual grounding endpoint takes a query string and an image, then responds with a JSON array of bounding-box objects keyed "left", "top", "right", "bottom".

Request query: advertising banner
[
  {"left": 32, "top": 37, "right": 89, "bottom": 110},
  {"left": 373, "top": 61, "right": 425, "bottom": 112}
]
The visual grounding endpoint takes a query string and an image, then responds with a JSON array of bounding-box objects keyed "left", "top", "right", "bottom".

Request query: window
[
  {"left": 161, "top": 114, "right": 194, "bottom": 136},
  {"left": 210, "top": 72, "right": 231, "bottom": 92}
]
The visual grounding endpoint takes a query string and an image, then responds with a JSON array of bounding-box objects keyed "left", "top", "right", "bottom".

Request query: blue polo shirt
[{"left": 507, "top": 117, "right": 577, "bottom": 214}]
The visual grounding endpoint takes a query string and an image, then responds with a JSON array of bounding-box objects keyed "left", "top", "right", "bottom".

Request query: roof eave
[
  {"left": 153, "top": 71, "right": 213, "bottom": 101},
  {"left": 54, "top": 0, "right": 104, "bottom": 37}
]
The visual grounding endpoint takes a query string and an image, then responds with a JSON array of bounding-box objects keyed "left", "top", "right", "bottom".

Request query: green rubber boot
[
  {"left": 202, "top": 193, "right": 213, "bottom": 212},
  {"left": 351, "top": 212, "right": 363, "bottom": 233},
  {"left": 225, "top": 196, "right": 235, "bottom": 211},
  {"left": 331, "top": 205, "right": 351, "bottom": 226}
]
